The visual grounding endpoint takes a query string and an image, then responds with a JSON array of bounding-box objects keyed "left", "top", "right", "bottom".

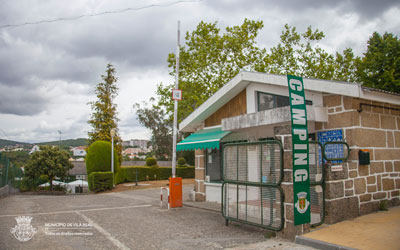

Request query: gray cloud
[
  {"left": 0, "top": 0, "right": 399, "bottom": 142},
  {"left": 0, "top": 80, "right": 48, "bottom": 115},
  {"left": 207, "top": 0, "right": 400, "bottom": 21}
]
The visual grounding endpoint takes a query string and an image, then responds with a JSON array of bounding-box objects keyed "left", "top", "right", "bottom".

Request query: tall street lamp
[{"left": 110, "top": 128, "right": 116, "bottom": 187}]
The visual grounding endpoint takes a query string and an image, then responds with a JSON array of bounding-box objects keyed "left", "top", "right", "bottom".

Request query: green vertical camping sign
[{"left": 287, "top": 75, "right": 311, "bottom": 225}]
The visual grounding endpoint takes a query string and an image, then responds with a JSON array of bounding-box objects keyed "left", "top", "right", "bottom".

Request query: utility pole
[
  {"left": 172, "top": 20, "right": 180, "bottom": 178},
  {"left": 110, "top": 128, "right": 116, "bottom": 187}
]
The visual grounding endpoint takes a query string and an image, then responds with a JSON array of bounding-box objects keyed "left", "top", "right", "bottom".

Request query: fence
[
  {"left": 222, "top": 140, "right": 284, "bottom": 231},
  {"left": 0, "top": 152, "right": 23, "bottom": 191},
  {"left": 121, "top": 161, "right": 172, "bottom": 167}
]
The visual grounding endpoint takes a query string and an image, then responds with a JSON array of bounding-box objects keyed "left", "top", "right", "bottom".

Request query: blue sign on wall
[{"left": 317, "top": 129, "right": 344, "bottom": 164}]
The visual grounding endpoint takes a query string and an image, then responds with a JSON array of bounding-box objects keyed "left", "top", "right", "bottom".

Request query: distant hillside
[
  {"left": 0, "top": 138, "right": 88, "bottom": 149},
  {"left": 38, "top": 138, "right": 88, "bottom": 147},
  {"left": 0, "top": 139, "right": 31, "bottom": 148}
]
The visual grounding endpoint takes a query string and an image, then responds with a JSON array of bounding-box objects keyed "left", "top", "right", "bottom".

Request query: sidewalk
[
  {"left": 296, "top": 206, "right": 400, "bottom": 250},
  {"left": 183, "top": 200, "right": 221, "bottom": 212},
  {"left": 182, "top": 200, "right": 316, "bottom": 250},
  {"left": 184, "top": 198, "right": 400, "bottom": 250}
]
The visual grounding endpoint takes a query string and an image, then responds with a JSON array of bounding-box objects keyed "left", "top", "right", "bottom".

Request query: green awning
[{"left": 177, "top": 127, "right": 231, "bottom": 151}]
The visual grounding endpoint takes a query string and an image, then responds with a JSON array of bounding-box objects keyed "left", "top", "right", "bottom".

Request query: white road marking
[
  {"left": 101, "top": 192, "right": 159, "bottom": 201},
  {"left": 76, "top": 211, "right": 131, "bottom": 250},
  {"left": 0, "top": 204, "right": 151, "bottom": 218}
]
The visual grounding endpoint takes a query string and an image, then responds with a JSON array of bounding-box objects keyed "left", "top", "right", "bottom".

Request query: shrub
[
  {"left": 145, "top": 157, "right": 157, "bottom": 166},
  {"left": 88, "top": 172, "right": 113, "bottom": 193},
  {"left": 115, "top": 166, "right": 194, "bottom": 184},
  {"left": 177, "top": 157, "right": 186, "bottom": 167},
  {"left": 86, "top": 141, "right": 119, "bottom": 175},
  {"left": 19, "top": 178, "right": 33, "bottom": 192}
]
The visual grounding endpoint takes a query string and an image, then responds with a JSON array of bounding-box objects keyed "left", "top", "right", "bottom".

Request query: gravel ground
[{"left": 0, "top": 184, "right": 315, "bottom": 250}]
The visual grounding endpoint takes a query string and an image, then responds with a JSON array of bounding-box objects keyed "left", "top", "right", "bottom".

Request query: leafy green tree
[
  {"left": 135, "top": 98, "right": 172, "bottom": 159},
  {"left": 356, "top": 32, "right": 400, "bottom": 93},
  {"left": 333, "top": 48, "right": 359, "bottom": 83},
  {"left": 157, "top": 19, "right": 266, "bottom": 121},
  {"left": 4, "top": 151, "right": 30, "bottom": 168},
  {"left": 25, "top": 146, "right": 73, "bottom": 190},
  {"left": 257, "top": 24, "right": 358, "bottom": 82},
  {"left": 156, "top": 21, "right": 360, "bottom": 124},
  {"left": 88, "top": 64, "right": 122, "bottom": 162}
]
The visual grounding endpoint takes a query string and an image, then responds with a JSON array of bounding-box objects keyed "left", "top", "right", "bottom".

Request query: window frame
[{"left": 257, "top": 91, "right": 313, "bottom": 112}]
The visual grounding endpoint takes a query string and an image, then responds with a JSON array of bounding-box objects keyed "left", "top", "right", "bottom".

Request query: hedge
[
  {"left": 86, "top": 141, "right": 119, "bottom": 175},
  {"left": 177, "top": 157, "right": 186, "bottom": 167},
  {"left": 115, "top": 166, "right": 194, "bottom": 184},
  {"left": 88, "top": 171, "right": 113, "bottom": 193},
  {"left": 145, "top": 157, "right": 157, "bottom": 166}
]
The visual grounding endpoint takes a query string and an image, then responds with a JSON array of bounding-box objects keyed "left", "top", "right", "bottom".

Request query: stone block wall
[
  {"left": 273, "top": 94, "right": 400, "bottom": 239},
  {"left": 320, "top": 95, "right": 400, "bottom": 223},
  {"left": 194, "top": 149, "right": 206, "bottom": 201},
  {"left": 276, "top": 131, "right": 312, "bottom": 240}
]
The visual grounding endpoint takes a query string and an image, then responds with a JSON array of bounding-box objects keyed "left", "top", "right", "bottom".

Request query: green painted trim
[
  {"left": 221, "top": 140, "right": 285, "bottom": 231},
  {"left": 176, "top": 127, "right": 231, "bottom": 152},
  {"left": 309, "top": 141, "right": 325, "bottom": 186},
  {"left": 221, "top": 181, "right": 285, "bottom": 231},
  {"left": 323, "top": 141, "right": 350, "bottom": 161},
  {"left": 222, "top": 140, "right": 284, "bottom": 185},
  {"left": 308, "top": 141, "right": 325, "bottom": 227}
]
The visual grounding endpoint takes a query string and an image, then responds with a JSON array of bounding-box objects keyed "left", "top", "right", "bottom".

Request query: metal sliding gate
[
  {"left": 221, "top": 140, "right": 328, "bottom": 230},
  {"left": 308, "top": 141, "right": 325, "bottom": 227},
  {"left": 222, "top": 140, "right": 284, "bottom": 231}
]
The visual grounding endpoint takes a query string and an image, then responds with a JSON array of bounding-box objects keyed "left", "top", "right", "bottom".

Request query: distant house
[
  {"left": 29, "top": 145, "right": 40, "bottom": 154},
  {"left": 122, "top": 139, "right": 150, "bottom": 148},
  {"left": 71, "top": 146, "right": 86, "bottom": 157},
  {"left": 69, "top": 161, "right": 87, "bottom": 181},
  {"left": 132, "top": 139, "right": 148, "bottom": 148}
]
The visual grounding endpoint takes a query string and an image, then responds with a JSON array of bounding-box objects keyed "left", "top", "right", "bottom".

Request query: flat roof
[{"left": 179, "top": 72, "right": 400, "bottom": 132}]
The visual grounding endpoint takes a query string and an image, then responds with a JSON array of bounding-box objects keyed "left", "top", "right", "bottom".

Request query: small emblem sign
[
  {"left": 172, "top": 89, "right": 182, "bottom": 101},
  {"left": 331, "top": 164, "right": 343, "bottom": 172},
  {"left": 10, "top": 216, "right": 37, "bottom": 242},
  {"left": 295, "top": 192, "right": 310, "bottom": 214}
]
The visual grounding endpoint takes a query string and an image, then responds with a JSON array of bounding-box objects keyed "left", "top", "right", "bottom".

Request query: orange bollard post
[{"left": 169, "top": 177, "right": 182, "bottom": 208}]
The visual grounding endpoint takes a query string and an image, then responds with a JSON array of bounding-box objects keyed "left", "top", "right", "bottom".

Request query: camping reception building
[{"left": 177, "top": 71, "right": 400, "bottom": 238}]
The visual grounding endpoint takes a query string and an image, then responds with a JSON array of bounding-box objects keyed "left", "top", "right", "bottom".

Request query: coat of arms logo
[
  {"left": 295, "top": 192, "right": 310, "bottom": 214},
  {"left": 10, "top": 216, "right": 37, "bottom": 242}
]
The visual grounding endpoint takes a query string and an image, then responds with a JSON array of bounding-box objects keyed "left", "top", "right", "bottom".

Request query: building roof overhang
[{"left": 179, "top": 72, "right": 400, "bottom": 132}]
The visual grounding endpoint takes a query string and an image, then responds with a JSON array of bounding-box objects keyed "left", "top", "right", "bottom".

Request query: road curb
[
  {"left": 182, "top": 202, "right": 220, "bottom": 213},
  {"left": 295, "top": 236, "right": 358, "bottom": 250}
]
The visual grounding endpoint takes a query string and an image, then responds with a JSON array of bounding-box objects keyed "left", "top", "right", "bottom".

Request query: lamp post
[{"left": 110, "top": 128, "right": 116, "bottom": 187}]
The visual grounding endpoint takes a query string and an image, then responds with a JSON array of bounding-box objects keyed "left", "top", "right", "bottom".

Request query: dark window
[
  {"left": 206, "top": 148, "right": 222, "bottom": 182},
  {"left": 257, "top": 92, "right": 312, "bottom": 112}
]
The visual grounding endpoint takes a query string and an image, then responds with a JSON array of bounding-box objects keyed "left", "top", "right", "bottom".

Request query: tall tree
[
  {"left": 135, "top": 98, "right": 172, "bottom": 159},
  {"left": 88, "top": 64, "right": 122, "bottom": 161},
  {"left": 257, "top": 24, "right": 358, "bottom": 82},
  {"left": 157, "top": 19, "right": 266, "bottom": 121},
  {"left": 156, "top": 21, "right": 360, "bottom": 124},
  {"left": 356, "top": 32, "right": 400, "bottom": 93},
  {"left": 25, "top": 146, "right": 72, "bottom": 190}
]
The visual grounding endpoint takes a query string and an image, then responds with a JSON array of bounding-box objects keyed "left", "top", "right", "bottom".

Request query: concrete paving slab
[
  {"left": 183, "top": 200, "right": 221, "bottom": 212},
  {"left": 296, "top": 206, "right": 400, "bottom": 250},
  {"left": 0, "top": 184, "right": 316, "bottom": 249}
]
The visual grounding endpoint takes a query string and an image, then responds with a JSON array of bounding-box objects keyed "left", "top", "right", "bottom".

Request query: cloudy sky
[{"left": 0, "top": 0, "right": 399, "bottom": 143}]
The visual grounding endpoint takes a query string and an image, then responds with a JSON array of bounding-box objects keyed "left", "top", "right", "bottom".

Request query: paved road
[{"left": 0, "top": 185, "right": 314, "bottom": 250}]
